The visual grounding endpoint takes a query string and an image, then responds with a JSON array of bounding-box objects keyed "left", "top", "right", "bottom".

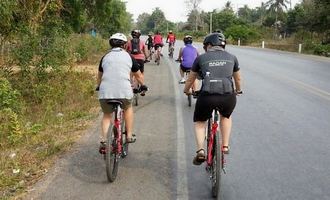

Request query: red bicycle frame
[
  {"left": 206, "top": 110, "right": 226, "bottom": 169},
  {"left": 112, "top": 106, "right": 124, "bottom": 154}
]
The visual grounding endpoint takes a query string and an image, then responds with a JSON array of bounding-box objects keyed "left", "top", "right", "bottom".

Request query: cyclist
[
  {"left": 97, "top": 33, "right": 148, "bottom": 154},
  {"left": 176, "top": 35, "right": 199, "bottom": 86},
  {"left": 126, "top": 30, "right": 149, "bottom": 94},
  {"left": 145, "top": 32, "right": 154, "bottom": 60},
  {"left": 166, "top": 30, "right": 176, "bottom": 56},
  {"left": 126, "top": 29, "right": 149, "bottom": 73},
  {"left": 183, "top": 32, "right": 242, "bottom": 165},
  {"left": 153, "top": 31, "right": 164, "bottom": 62}
]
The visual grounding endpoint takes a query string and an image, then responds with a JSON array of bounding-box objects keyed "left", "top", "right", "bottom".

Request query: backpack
[{"left": 131, "top": 38, "right": 141, "bottom": 54}]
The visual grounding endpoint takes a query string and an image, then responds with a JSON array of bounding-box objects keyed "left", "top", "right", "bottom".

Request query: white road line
[{"left": 165, "top": 57, "right": 189, "bottom": 200}]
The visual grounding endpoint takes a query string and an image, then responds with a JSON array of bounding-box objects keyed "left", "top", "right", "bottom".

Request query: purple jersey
[{"left": 182, "top": 44, "right": 198, "bottom": 68}]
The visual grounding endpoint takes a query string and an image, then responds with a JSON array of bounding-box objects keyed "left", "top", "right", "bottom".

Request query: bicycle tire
[
  {"left": 105, "top": 124, "right": 119, "bottom": 182},
  {"left": 134, "top": 93, "right": 138, "bottom": 106},
  {"left": 211, "top": 130, "right": 221, "bottom": 197},
  {"left": 188, "top": 94, "right": 192, "bottom": 107},
  {"left": 121, "top": 120, "right": 128, "bottom": 158}
]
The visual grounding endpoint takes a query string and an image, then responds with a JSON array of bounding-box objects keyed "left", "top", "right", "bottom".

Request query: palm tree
[
  {"left": 265, "top": 0, "right": 289, "bottom": 22},
  {"left": 266, "top": 0, "right": 289, "bottom": 39}
]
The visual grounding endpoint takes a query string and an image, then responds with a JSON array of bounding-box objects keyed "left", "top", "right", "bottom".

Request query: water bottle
[{"left": 203, "top": 71, "right": 211, "bottom": 93}]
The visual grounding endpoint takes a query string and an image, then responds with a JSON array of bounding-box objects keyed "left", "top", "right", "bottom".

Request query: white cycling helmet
[
  {"left": 110, "top": 33, "right": 127, "bottom": 42},
  {"left": 109, "top": 33, "right": 127, "bottom": 47}
]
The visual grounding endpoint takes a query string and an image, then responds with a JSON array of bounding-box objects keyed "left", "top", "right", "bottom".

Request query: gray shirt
[{"left": 98, "top": 47, "right": 140, "bottom": 99}]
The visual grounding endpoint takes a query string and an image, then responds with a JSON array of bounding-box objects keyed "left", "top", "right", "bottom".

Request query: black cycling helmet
[
  {"left": 131, "top": 29, "right": 141, "bottom": 38},
  {"left": 109, "top": 33, "right": 127, "bottom": 48},
  {"left": 183, "top": 35, "right": 193, "bottom": 44},
  {"left": 203, "top": 32, "right": 226, "bottom": 47}
]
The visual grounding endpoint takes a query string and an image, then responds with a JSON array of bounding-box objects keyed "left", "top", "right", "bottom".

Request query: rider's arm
[
  {"left": 232, "top": 56, "right": 242, "bottom": 93},
  {"left": 177, "top": 47, "right": 183, "bottom": 61},
  {"left": 233, "top": 70, "right": 242, "bottom": 93},
  {"left": 184, "top": 72, "right": 197, "bottom": 93},
  {"left": 97, "top": 56, "right": 104, "bottom": 87},
  {"left": 142, "top": 43, "right": 149, "bottom": 60}
]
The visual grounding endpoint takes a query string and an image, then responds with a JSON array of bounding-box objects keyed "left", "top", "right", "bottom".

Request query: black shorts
[
  {"left": 147, "top": 45, "right": 153, "bottom": 50},
  {"left": 136, "top": 59, "right": 144, "bottom": 73},
  {"left": 180, "top": 64, "right": 191, "bottom": 73},
  {"left": 193, "top": 94, "right": 236, "bottom": 122},
  {"left": 154, "top": 44, "right": 163, "bottom": 50}
]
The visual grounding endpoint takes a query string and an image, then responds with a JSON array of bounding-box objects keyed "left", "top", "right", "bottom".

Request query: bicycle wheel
[
  {"left": 211, "top": 130, "right": 222, "bottom": 197},
  {"left": 105, "top": 124, "right": 119, "bottom": 182},
  {"left": 121, "top": 120, "right": 128, "bottom": 158},
  {"left": 187, "top": 94, "right": 192, "bottom": 107},
  {"left": 133, "top": 93, "right": 138, "bottom": 106}
]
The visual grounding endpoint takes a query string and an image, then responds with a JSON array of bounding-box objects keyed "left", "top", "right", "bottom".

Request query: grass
[{"left": 0, "top": 68, "right": 100, "bottom": 199}]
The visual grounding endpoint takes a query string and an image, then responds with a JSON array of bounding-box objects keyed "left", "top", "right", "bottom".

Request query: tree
[
  {"left": 185, "top": 0, "right": 202, "bottom": 31},
  {"left": 265, "top": 0, "right": 289, "bottom": 22},
  {"left": 148, "top": 7, "right": 167, "bottom": 32},
  {"left": 136, "top": 13, "right": 151, "bottom": 34}
]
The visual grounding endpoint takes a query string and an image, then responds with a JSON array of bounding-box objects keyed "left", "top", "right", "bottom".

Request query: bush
[
  {"left": 225, "top": 25, "right": 261, "bottom": 44},
  {"left": 0, "top": 108, "right": 22, "bottom": 146},
  {"left": 69, "top": 34, "right": 108, "bottom": 63},
  {"left": 313, "top": 44, "right": 330, "bottom": 56},
  {"left": 0, "top": 77, "right": 23, "bottom": 113}
]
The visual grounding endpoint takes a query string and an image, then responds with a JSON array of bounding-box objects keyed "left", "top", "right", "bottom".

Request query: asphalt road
[{"left": 25, "top": 40, "right": 330, "bottom": 200}]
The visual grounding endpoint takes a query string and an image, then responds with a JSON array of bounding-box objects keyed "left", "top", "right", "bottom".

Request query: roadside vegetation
[
  {"left": 0, "top": 0, "right": 130, "bottom": 199},
  {"left": 0, "top": 0, "right": 329, "bottom": 199},
  {"left": 136, "top": 0, "right": 329, "bottom": 56}
]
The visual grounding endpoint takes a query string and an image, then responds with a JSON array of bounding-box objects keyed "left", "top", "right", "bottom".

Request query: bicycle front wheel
[
  {"left": 211, "top": 131, "right": 222, "bottom": 198},
  {"left": 105, "top": 124, "right": 119, "bottom": 182}
]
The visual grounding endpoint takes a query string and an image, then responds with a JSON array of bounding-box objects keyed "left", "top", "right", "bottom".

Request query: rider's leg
[
  {"left": 194, "top": 121, "right": 207, "bottom": 151},
  {"left": 220, "top": 115, "right": 232, "bottom": 151},
  {"left": 124, "top": 105, "right": 134, "bottom": 139},
  {"left": 101, "top": 112, "right": 112, "bottom": 141},
  {"left": 192, "top": 79, "right": 198, "bottom": 91},
  {"left": 179, "top": 68, "right": 184, "bottom": 79}
]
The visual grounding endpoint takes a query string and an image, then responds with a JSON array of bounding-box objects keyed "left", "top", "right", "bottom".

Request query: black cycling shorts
[
  {"left": 136, "top": 59, "right": 145, "bottom": 73},
  {"left": 193, "top": 94, "right": 236, "bottom": 122},
  {"left": 180, "top": 64, "right": 191, "bottom": 73},
  {"left": 154, "top": 44, "right": 163, "bottom": 50}
]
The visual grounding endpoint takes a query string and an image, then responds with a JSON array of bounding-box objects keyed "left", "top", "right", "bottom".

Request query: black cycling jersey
[{"left": 192, "top": 46, "right": 239, "bottom": 94}]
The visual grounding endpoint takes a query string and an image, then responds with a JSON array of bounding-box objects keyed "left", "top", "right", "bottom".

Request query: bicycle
[
  {"left": 205, "top": 106, "right": 225, "bottom": 198},
  {"left": 154, "top": 44, "right": 162, "bottom": 65},
  {"left": 168, "top": 42, "right": 174, "bottom": 58},
  {"left": 180, "top": 70, "right": 193, "bottom": 106},
  {"left": 104, "top": 100, "right": 128, "bottom": 182},
  {"left": 176, "top": 59, "right": 195, "bottom": 107}
]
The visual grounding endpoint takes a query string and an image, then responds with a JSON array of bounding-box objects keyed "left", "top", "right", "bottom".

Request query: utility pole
[{"left": 209, "top": 12, "right": 212, "bottom": 33}]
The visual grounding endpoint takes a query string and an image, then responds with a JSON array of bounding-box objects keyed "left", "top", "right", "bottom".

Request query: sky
[{"left": 125, "top": 0, "right": 301, "bottom": 22}]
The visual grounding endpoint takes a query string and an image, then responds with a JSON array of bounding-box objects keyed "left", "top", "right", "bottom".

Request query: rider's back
[
  {"left": 182, "top": 44, "right": 198, "bottom": 68},
  {"left": 99, "top": 48, "right": 133, "bottom": 99},
  {"left": 154, "top": 34, "right": 163, "bottom": 44}
]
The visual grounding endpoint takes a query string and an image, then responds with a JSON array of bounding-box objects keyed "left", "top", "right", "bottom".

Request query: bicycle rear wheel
[
  {"left": 105, "top": 124, "right": 119, "bottom": 182},
  {"left": 187, "top": 94, "right": 192, "bottom": 107},
  {"left": 211, "top": 131, "right": 222, "bottom": 198},
  {"left": 121, "top": 120, "right": 128, "bottom": 158},
  {"left": 133, "top": 93, "right": 138, "bottom": 106}
]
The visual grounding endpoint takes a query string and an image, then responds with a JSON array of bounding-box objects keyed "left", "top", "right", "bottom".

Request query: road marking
[
  {"left": 166, "top": 57, "right": 189, "bottom": 199},
  {"left": 280, "top": 75, "right": 330, "bottom": 101},
  {"left": 247, "top": 66, "right": 330, "bottom": 102}
]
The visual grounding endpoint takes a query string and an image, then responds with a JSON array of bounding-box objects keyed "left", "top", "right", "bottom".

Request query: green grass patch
[{"left": 0, "top": 69, "right": 99, "bottom": 199}]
